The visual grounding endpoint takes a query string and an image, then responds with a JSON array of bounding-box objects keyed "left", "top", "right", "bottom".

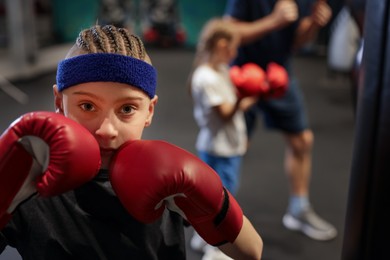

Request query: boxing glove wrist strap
[{"left": 214, "top": 188, "right": 230, "bottom": 226}]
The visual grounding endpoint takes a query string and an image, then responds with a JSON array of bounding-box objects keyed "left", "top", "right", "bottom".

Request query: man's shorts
[{"left": 245, "top": 77, "right": 309, "bottom": 136}]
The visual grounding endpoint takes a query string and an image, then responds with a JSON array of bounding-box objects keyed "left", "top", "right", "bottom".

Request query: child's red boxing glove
[
  {"left": 0, "top": 111, "right": 101, "bottom": 229},
  {"left": 265, "top": 62, "right": 289, "bottom": 99},
  {"left": 230, "top": 63, "right": 269, "bottom": 97},
  {"left": 110, "top": 140, "right": 244, "bottom": 246}
]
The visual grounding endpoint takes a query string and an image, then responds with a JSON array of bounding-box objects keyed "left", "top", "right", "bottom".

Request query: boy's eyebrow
[
  {"left": 71, "top": 91, "right": 145, "bottom": 102},
  {"left": 71, "top": 91, "right": 103, "bottom": 101}
]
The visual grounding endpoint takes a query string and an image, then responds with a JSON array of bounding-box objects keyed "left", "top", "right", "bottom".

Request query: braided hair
[{"left": 66, "top": 25, "right": 148, "bottom": 62}]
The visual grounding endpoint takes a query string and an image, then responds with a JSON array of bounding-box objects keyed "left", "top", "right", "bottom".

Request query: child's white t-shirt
[{"left": 191, "top": 64, "right": 247, "bottom": 157}]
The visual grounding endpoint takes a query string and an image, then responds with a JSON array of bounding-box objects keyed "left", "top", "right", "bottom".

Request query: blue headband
[{"left": 56, "top": 53, "right": 157, "bottom": 99}]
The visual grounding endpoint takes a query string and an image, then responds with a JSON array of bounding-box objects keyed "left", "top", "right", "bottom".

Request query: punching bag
[{"left": 342, "top": 0, "right": 390, "bottom": 259}]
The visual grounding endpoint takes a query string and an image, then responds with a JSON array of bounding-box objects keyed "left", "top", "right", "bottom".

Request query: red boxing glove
[
  {"left": 110, "top": 140, "right": 244, "bottom": 246},
  {"left": 230, "top": 63, "right": 268, "bottom": 97},
  {"left": 266, "top": 62, "right": 289, "bottom": 99},
  {"left": 0, "top": 111, "right": 101, "bottom": 229}
]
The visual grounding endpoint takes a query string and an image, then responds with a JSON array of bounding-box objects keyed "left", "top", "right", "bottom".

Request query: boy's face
[{"left": 53, "top": 82, "right": 158, "bottom": 169}]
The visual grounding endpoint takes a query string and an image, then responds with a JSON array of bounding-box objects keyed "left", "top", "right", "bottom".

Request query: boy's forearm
[{"left": 219, "top": 216, "right": 263, "bottom": 259}]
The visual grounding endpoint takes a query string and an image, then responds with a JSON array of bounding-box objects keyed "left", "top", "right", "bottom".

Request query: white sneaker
[
  {"left": 283, "top": 207, "right": 338, "bottom": 241},
  {"left": 202, "top": 246, "right": 233, "bottom": 260},
  {"left": 190, "top": 232, "right": 207, "bottom": 253}
]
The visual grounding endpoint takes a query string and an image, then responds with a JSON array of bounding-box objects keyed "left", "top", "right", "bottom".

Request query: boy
[{"left": 0, "top": 25, "right": 262, "bottom": 259}]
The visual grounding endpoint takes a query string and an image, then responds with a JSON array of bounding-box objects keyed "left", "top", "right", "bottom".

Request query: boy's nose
[{"left": 95, "top": 117, "right": 119, "bottom": 140}]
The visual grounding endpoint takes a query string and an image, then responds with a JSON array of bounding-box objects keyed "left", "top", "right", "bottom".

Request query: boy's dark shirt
[{"left": 0, "top": 170, "right": 186, "bottom": 260}]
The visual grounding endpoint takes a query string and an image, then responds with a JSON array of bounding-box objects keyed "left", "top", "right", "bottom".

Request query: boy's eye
[
  {"left": 80, "top": 103, "right": 95, "bottom": 111},
  {"left": 121, "top": 105, "right": 134, "bottom": 114}
]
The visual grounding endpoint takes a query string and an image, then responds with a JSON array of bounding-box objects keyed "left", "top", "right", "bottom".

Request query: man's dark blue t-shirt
[{"left": 224, "top": 0, "right": 313, "bottom": 68}]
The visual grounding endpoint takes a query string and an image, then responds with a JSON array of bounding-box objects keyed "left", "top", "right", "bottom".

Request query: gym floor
[{"left": 0, "top": 47, "right": 355, "bottom": 260}]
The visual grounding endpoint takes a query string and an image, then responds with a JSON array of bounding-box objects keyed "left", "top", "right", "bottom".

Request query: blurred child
[{"left": 188, "top": 18, "right": 258, "bottom": 260}]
